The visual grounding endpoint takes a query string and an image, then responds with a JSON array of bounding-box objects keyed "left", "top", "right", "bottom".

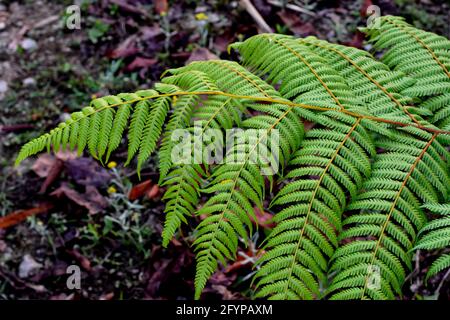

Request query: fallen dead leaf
[
  {"left": 65, "top": 157, "right": 112, "bottom": 187},
  {"left": 99, "top": 292, "right": 115, "bottom": 300},
  {"left": 146, "top": 245, "right": 194, "bottom": 298},
  {"left": 125, "top": 56, "right": 157, "bottom": 71},
  {"left": 51, "top": 184, "right": 108, "bottom": 214},
  {"left": 186, "top": 48, "right": 219, "bottom": 64},
  {"left": 50, "top": 293, "right": 75, "bottom": 300},
  {"left": 32, "top": 151, "right": 78, "bottom": 186},
  {"left": 108, "top": 34, "right": 139, "bottom": 59},
  {"left": 0, "top": 203, "right": 54, "bottom": 229},
  {"left": 108, "top": 0, "right": 151, "bottom": 19},
  {"left": 39, "top": 158, "right": 64, "bottom": 193},
  {"left": 277, "top": 10, "right": 316, "bottom": 37},
  {"left": 32, "top": 154, "right": 56, "bottom": 177},
  {"left": 252, "top": 206, "right": 275, "bottom": 229},
  {"left": 146, "top": 184, "right": 160, "bottom": 199},
  {"left": 140, "top": 25, "right": 163, "bottom": 41},
  {"left": 129, "top": 180, "right": 153, "bottom": 201},
  {"left": 203, "top": 271, "right": 240, "bottom": 299},
  {"left": 66, "top": 249, "right": 92, "bottom": 271}
]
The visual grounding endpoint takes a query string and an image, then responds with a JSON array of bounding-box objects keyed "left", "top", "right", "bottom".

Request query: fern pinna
[{"left": 16, "top": 16, "right": 450, "bottom": 300}]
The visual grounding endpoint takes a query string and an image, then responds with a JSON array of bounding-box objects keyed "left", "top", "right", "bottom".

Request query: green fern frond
[
  {"left": 254, "top": 112, "right": 375, "bottom": 300},
  {"left": 15, "top": 19, "right": 450, "bottom": 300},
  {"left": 16, "top": 89, "right": 161, "bottom": 166},
  {"left": 298, "top": 36, "right": 426, "bottom": 124},
  {"left": 159, "top": 71, "right": 246, "bottom": 247},
  {"left": 329, "top": 129, "right": 449, "bottom": 299},
  {"left": 414, "top": 203, "right": 450, "bottom": 281},
  {"left": 231, "top": 34, "right": 365, "bottom": 112},
  {"left": 362, "top": 15, "right": 450, "bottom": 127},
  {"left": 161, "top": 161, "right": 206, "bottom": 247},
  {"left": 172, "top": 61, "right": 305, "bottom": 299}
]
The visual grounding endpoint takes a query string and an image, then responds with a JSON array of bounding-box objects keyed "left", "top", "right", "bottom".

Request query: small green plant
[
  {"left": 88, "top": 20, "right": 110, "bottom": 44},
  {"left": 17, "top": 16, "right": 450, "bottom": 300}
]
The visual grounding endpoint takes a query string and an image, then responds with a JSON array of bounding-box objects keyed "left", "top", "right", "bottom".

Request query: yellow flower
[
  {"left": 195, "top": 12, "right": 208, "bottom": 21},
  {"left": 131, "top": 212, "right": 140, "bottom": 222},
  {"left": 107, "top": 161, "right": 117, "bottom": 169},
  {"left": 107, "top": 186, "right": 117, "bottom": 194}
]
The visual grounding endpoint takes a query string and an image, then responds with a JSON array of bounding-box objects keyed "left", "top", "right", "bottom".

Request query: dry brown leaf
[
  {"left": 186, "top": 48, "right": 219, "bottom": 64},
  {"left": 125, "top": 57, "right": 157, "bottom": 71},
  {"left": 51, "top": 184, "right": 108, "bottom": 214},
  {"left": 108, "top": 34, "right": 139, "bottom": 59},
  {"left": 129, "top": 180, "right": 152, "bottom": 201},
  {"left": 66, "top": 249, "right": 92, "bottom": 271},
  {"left": 252, "top": 206, "right": 275, "bottom": 229},
  {"left": 146, "top": 184, "right": 160, "bottom": 199},
  {"left": 0, "top": 203, "right": 54, "bottom": 229}
]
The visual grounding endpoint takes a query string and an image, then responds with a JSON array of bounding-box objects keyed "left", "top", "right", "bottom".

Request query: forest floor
[{"left": 0, "top": 0, "right": 449, "bottom": 300}]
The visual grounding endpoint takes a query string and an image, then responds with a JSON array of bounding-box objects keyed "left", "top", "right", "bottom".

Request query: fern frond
[
  {"left": 329, "top": 129, "right": 449, "bottom": 299},
  {"left": 298, "top": 36, "right": 426, "bottom": 124},
  {"left": 231, "top": 34, "right": 365, "bottom": 112},
  {"left": 168, "top": 61, "right": 305, "bottom": 299},
  {"left": 159, "top": 70, "right": 245, "bottom": 246},
  {"left": 16, "top": 22, "right": 450, "bottom": 301},
  {"left": 414, "top": 203, "right": 450, "bottom": 281},
  {"left": 161, "top": 161, "right": 206, "bottom": 247},
  {"left": 362, "top": 16, "right": 450, "bottom": 127},
  {"left": 16, "top": 89, "right": 161, "bottom": 166},
  {"left": 254, "top": 112, "right": 375, "bottom": 300}
]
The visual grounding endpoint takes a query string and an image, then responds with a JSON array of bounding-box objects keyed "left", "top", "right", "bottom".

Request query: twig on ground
[
  {"left": 240, "top": 0, "right": 273, "bottom": 33},
  {"left": 435, "top": 267, "right": 450, "bottom": 297}
]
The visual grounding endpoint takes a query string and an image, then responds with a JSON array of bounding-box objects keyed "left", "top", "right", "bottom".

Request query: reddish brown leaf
[
  {"left": 99, "top": 292, "right": 115, "bottom": 300},
  {"left": 344, "top": 31, "right": 366, "bottom": 49},
  {"left": 251, "top": 206, "right": 275, "bottom": 229},
  {"left": 0, "top": 124, "right": 34, "bottom": 133},
  {"left": 50, "top": 293, "right": 75, "bottom": 300},
  {"left": 225, "top": 246, "right": 262, "bottom": 274},
  {"left": 125, "top": 57, "right": 157, "bottom": 71},
  {"left": 107, "top": 35, "right": 139, "bottom": 59},
  {"left": 108, "top": 0, "right": 151, "bottom": 18},
  {"left": 0, "top": 203, "right": 54, "bottom": 229},
  {"left": 32, "top": 154, "right": 56, "bottom": 178},
  {"left": 128, "top": 180, "right": 153, "bottom": 201},
  {"left": 65, "top": 157, "right": 111, "bottom": 187},
  {"left": 186, "top": 48, "right": 219, "bottom": 64},
  {"left": 140, "top": 25, "right": 162, "bottom": 41},
  {"left": 39, "top": 158, "right": 64, "bottom": 194},
  {"left": 170, "top": 238, "right": 183, "bottom": 247},
  {"left": 154, "top": 0, "right": 168, "bottom": 15},
  {"left": 146, "top": 184, "right": 160, "bottom": 199},
  {"left": 277, "top": 10, "right": 316, "bottom": 37},
  {"left": 203, "top": 271, "right": 240, "bottom": 299},
  {"left": 66, "top": 249, "right": 92, "bottom": 271},
  {"left": 51, "top": 184, "right": 108, "bottom": 214},
  {"left": 360, "top": 0, "right": 374, "bottom": 17}
]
